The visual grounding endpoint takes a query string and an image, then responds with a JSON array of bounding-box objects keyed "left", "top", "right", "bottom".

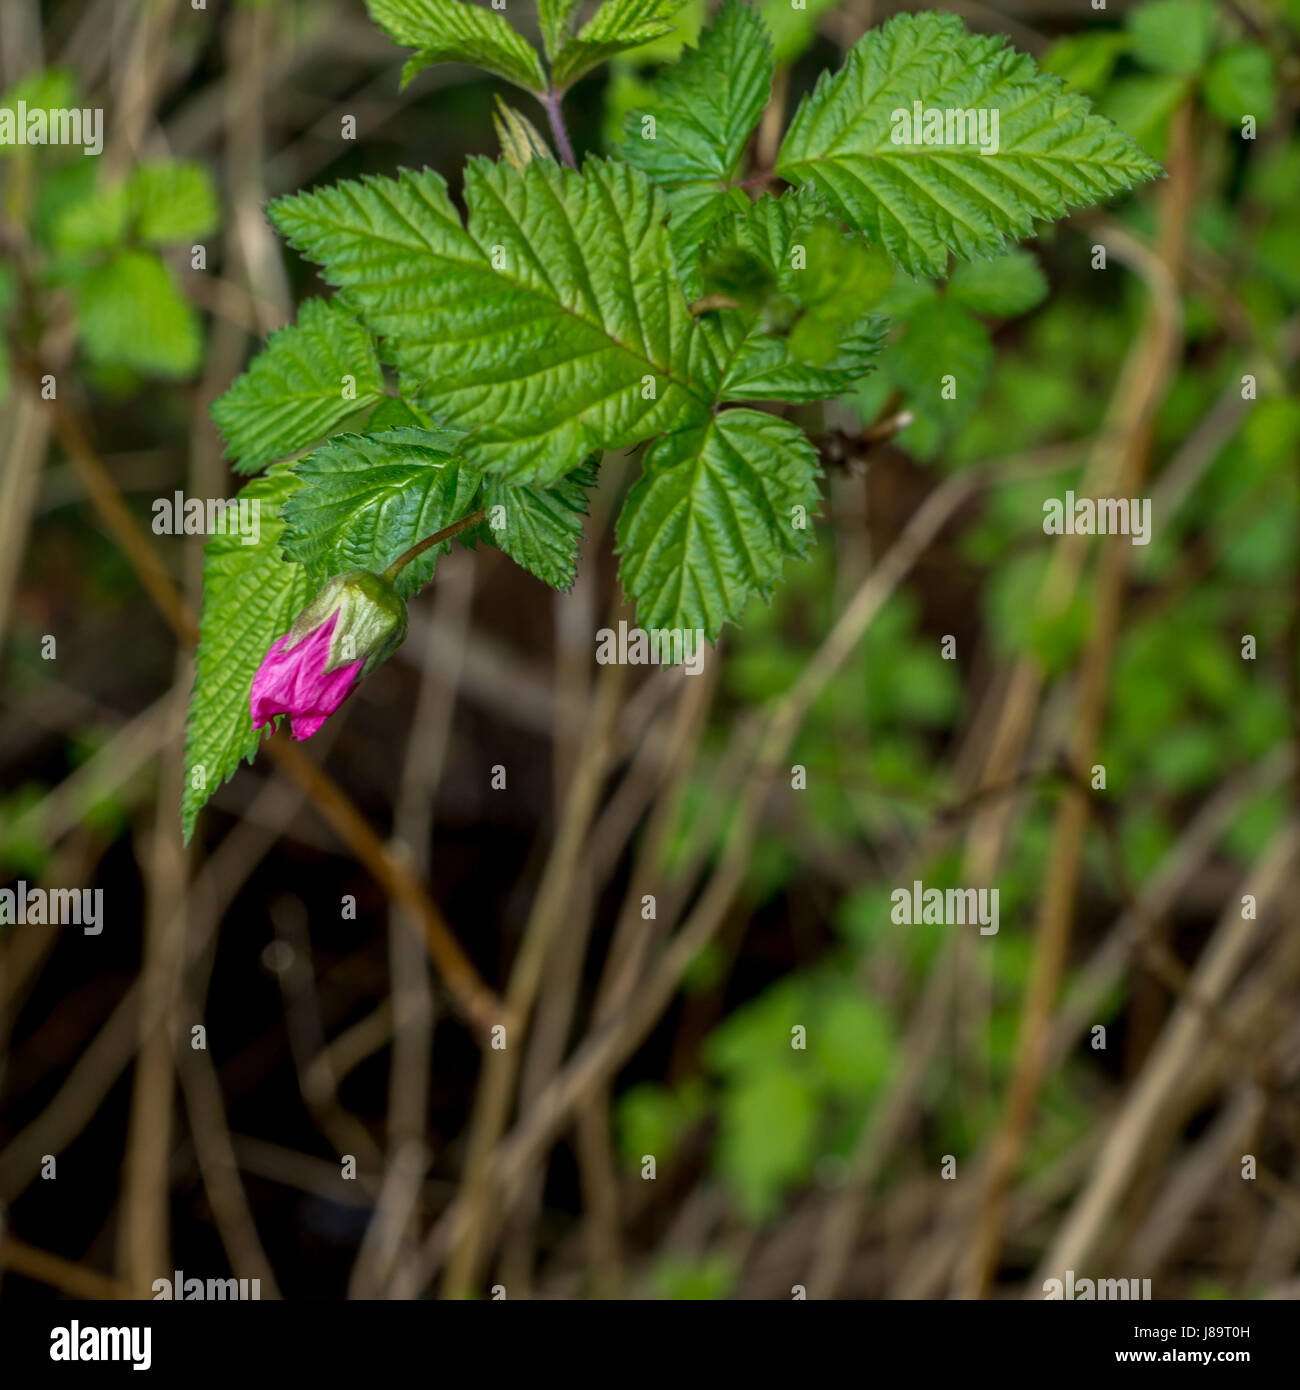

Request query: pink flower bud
[{"left": 250, "top": 570, "right": 407, "bottom": 741}]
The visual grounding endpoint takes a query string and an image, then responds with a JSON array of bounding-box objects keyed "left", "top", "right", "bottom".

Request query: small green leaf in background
[
  {"left": 616, "top": 1078, "right": 706, "bottom": 1170},
  {"left": 759, "top": 0, "right": 839, "bottom": 65},
  {"left": 885, "top": 297, "right": 993, "bottom": 446},
  {"left": 211, "top": 299, "right": 386, "bottom": 474},
  {"left": 1042, "top": 30, "right": 1131, "bottom": 95},
  {"left": 49, "top": 179, "right": 130, "bottom": 254},
  {"left": 76, "top": 249, "right": 202, "bottom": 378},
  {"left": 1203, "top": 45, "right": 1278, "bottom": 129},
  {"left": 809, "top": 987, "right": 896, "bottom": 1100},
  {"left": 1099, "top": 72, "right": 1190, "bottom": 159},
  {"left": 714, "top": 1066, "right": 819, "bottom": 1221},
  {"left": 365, "top": 0, "right": 548, "bottom": 92},
  {"left": 1126, "top": 0, "right": 1217, "bottom": 76},
  {"left": 0, "top": 68, "right": 79, "bottom": 161},
  {"left": 128, "top": 159, "right": 220, "bottom": 244},
  {"left": 984, "top": 552, "right": 1091, "bottom": 672},
  {"left": 652, "top": 1254, "right": 736, "bottom": 1299},
  {"left": 948, "top": 250, "right": 1049, "bottom": 318}
]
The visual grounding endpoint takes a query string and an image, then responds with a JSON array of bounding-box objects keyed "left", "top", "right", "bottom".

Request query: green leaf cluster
[{"left": 185, "top": 2, "right": 1159, "bottom": 835}]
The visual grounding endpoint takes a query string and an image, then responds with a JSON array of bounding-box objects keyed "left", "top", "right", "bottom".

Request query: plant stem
[
  {"left": 540, "top": 89, "right": 577, "bottom": 170},
  {"left": 382, "top": 507, "right": 488, "bottom": 585}
]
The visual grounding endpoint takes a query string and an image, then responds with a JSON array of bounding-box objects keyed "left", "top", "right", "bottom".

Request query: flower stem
[
  {"left": 540, "top": 88, "right": 577, "bottom": 170},
  {"left": 382, "top": 507, "right": 488, "bottom": 584}
]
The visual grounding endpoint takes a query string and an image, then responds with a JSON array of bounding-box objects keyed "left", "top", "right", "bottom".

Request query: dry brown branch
[{"left": 959, "top": 101, "right": 1196, "bottom": 1297}]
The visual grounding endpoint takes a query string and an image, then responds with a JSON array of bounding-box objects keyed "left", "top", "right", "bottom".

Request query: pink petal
[{"left": 250, "top": 612, "right": 363, "bottom": 738}]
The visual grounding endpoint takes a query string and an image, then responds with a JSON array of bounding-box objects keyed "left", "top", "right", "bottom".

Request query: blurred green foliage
[{"left": 615, "top": 0, "right": 1299, "bottom": 1228}]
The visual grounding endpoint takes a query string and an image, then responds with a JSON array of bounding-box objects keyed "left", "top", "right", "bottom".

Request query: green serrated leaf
[
  {"left": 552, "top": 0, "right": 690, "bottom": 90},
  {"left": 212, "top": 299, "right": 386, "bottom": 473},
  {"left": 617, "top": 408, "right": 819, "bottom": 639},
  {"left": 128, "top": 159, "right": 220, "bottom": 244},
  {"left": 280, "top": 427, "right": 478, "bottom": 597},
  {"left": 947, "top": 249, "right": 1048, "bottom": 317},
  {"left": 269, "top": 158, "right": 711, "bottom": 486},
  {"left": 622, "top": 0, "right": 771, "bottom": 189},
  {"left": 484, "top": 457, "right": 597, "bottom": 589},
  {"left": 622, "top": 0, "right": 772, "bottom": 271},
  {"left": 182, "top": 466, "right": 312, "bottom": 841},
  {"left": 76, "top": 249, "right": 202, "bottom": 378},
  {"left": 365, "top": 0, "right": 547, "bottom": 91},
  {"left": 1127, "top": 0, "right": 1217, "bottom": 77},
  {"left": 1042, "top": 31, "right": 1131, "bottom": 96},
  {"left": 775, "top": 11, "right": 1163, "bottom": 278}
]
